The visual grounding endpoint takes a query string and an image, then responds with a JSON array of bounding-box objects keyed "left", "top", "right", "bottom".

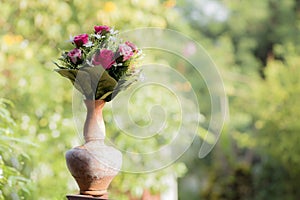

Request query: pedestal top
[{"left": 66, "top": 194, "right": 109, "bottom": 200}]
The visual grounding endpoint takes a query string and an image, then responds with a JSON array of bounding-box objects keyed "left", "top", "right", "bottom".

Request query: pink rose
[
  {"left": 125, "top": 41, "right": 137, "bottom": 51},
  {"left": 118, "top": 44, "right": 133, "bottom": 61},
  {"left": 94, "top": 25, "right": 111, "bottom": 34},
  {"left": 92, "top": 49, "right": 115, "bottom": 69},
  {"left": 73, "top": 33, "right": 89, "bottom": 47},
  {"left": 67, "top": 48, "right": 82, "bottom": 64}
]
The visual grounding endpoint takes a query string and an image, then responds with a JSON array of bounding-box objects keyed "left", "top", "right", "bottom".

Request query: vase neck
[{"left": 83, "top": 99, "right": 106, "bottom": 143}]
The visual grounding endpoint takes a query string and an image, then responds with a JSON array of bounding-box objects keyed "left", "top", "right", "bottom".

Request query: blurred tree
[{"left": 176, "top": 0, "right": 300, "bottom": 199}]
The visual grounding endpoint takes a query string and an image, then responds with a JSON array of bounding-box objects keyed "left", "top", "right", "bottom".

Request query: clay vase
[{"left": 66, "top": 99, "right": 122, "bottom": 199}]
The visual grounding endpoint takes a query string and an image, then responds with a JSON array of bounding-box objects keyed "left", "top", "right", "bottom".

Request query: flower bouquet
[{"left": 54, "top": 25, "right": 142, "bottom": 101}]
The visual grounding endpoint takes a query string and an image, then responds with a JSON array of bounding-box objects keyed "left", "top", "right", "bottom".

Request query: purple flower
[
  {"left": 125, "top": 41, "right": 137, "bottom": 51},
  {"left": 94, "top": 25, "right": 111, "bottom": 34},
  {"left": 73, "top": 33, "right": 89, "bottom": 47},
  {"left": 118, "top": 44, "right": 133, "bottom": 61},
  {"left": 67, "top": 48, "right": 82, "bottom": 64},
  {"left": 92, "top": 49, "right": 115, "bottom": 69}
]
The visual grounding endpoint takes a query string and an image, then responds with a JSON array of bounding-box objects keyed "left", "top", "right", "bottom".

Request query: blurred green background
[{"left": 1, "top": 0, "right": 300, "bottom": 199}]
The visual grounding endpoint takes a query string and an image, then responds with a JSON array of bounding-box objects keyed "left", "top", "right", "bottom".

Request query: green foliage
[
  {"left": 0, "top": 99, "right": 34, "bottom": 199},
  {"left": 250, "top": 51, "right": 300, "bottom": 174},
  {"left": 177, "top": 0, "right": 300, "bottom": 200}
]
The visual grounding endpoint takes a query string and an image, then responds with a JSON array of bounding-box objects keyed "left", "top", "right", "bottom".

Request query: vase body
[{"left": 66, "top": 100, "right": 122, "bottom": 199}]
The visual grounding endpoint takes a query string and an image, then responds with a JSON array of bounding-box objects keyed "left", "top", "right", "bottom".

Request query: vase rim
[
  {"left": 84, "top": 99, "right": 105, "bottom": 103},
  {"left": 84, "top": 99, "right": 106, "bottom": 107}
]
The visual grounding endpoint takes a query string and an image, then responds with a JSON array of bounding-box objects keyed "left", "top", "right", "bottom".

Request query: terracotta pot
[{"left": 66, "top": 99, "right": 122, "bottom": 199}]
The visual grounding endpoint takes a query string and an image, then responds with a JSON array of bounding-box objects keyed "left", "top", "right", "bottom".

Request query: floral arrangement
[{"left": 54, "top": 25, "right": 142, "bottom": 101}]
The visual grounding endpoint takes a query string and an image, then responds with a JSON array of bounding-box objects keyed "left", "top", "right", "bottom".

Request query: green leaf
[
  {"left": 0, "top": 135, "right": 38, "bottom": 147},
  {"left": 79, "top": 66, "right": 118, "bottom": 100},
  {"left": 93, "top": 71, "right": 117, "bottom": 100},
  {"left": 54, "top": 69, "right": 78, "bottom": 83},
  {"left": 73, "top": 70, "right": 94, "bottom": 99},
  {"left": 55, "top": 67, "right": 118, "bottom": 100}
]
